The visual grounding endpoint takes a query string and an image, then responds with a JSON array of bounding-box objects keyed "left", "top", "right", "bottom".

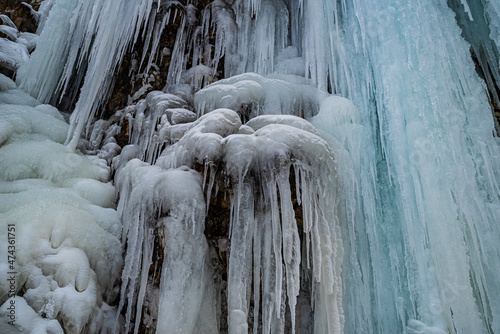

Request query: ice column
[
  {"left": 116, "top": 160, "right": 219, "bottom": 334},
  {"left": 314, "top": 0, "right": 500, "bottom": 332}
]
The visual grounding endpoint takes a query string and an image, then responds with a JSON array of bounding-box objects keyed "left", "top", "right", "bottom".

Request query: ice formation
[
  {"left": 114, "top": 104, "right": 343, "bottom": 333},
  {"left": 0, "top": 87, "right": 123, "bottom": 332},
  {"left": 1, "top": 0, "right": 500, "bottom": 333},
  {"left": 0, "top": 15, "right": 32, "bottom": 74},
  {"left": 115, "top": 159, "right": 219, "bottom": 334},
  {"left": 16, "top": 0, "right": 158, "bottom": 150}
]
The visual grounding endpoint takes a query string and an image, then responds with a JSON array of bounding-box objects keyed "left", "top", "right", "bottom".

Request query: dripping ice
[{"left": 0, "top": 0, "right": 500, "bottom": 333}]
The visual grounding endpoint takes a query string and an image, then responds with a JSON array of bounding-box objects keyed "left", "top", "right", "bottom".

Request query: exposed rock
[{"left": 0, "top": 0, "right": 38, "bottom": 34}]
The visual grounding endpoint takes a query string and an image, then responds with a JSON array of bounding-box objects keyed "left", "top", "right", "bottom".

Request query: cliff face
[{"left": 86, "top": 0, "right": 500, "bottom": 142}]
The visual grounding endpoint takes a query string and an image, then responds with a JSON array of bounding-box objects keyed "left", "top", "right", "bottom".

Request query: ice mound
[
  {"left": 246, "top": 114, "right": 322, "bottom": 135},
  {"left": 0, "top": 296, "right": 63, "bottom": 334},
  {"left": 0, "top": 88, "right": 41, "bottom": 107},
  {"left": 157, "top": 108, "right": 243, "bottom": 169},
  {"left": 0, "top": 74, "right": 16, "bottom": 91},
  {"left": 0, "top": 38, "right": 29, "bottom": 72},
  {"left": 0, "top": 88, "right": 123, "bottom": 333}
]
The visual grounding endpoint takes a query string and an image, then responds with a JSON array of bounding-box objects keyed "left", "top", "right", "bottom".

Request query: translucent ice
[{"left": 311, "top": 0, "right": 500, "bottom": 332}]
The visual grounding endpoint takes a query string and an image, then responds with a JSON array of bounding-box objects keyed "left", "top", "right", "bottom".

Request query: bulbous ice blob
[
  {"left": 247, "top": 114, "right": 321, "bottom": 136},
  {"left": 157, "top": 108, "right": 242, "bottom": 169},
  {"left": 194, "top": 72, "right": 328, "bottom": 119},
  {"left": 0, "top": 74, "right": 16, "bottom": 91}
]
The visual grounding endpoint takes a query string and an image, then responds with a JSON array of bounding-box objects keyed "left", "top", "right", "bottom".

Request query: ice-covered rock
[
  {"left": 0, "top": 91, "right": 123, "bottom": 333},
  {"left": 3, "top": 0, "right": 500, "bottom": 333},
  {"left": 0, "top": 296, "right": 64, "bottom": 333},
  {"left": 0, "top": 38, "right": 29, "bottom": 71},
  {"left": 118, "top": 99, "right": 344, "bottom": 333},
  {"left": 0, "top": 74, "right": 16, "bottom": 92},
  {"left": 116, "top": 160, "right": 219, "bottom": 334}
]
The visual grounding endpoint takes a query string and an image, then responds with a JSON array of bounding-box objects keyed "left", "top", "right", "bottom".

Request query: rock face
[{"left": 0, "top": 1, "right": 38, "bottom": 34}]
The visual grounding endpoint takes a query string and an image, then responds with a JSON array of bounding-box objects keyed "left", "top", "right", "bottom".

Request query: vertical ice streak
[
  {"left": 314, "top": 0, "right": 500, "bottom": 332},
  {"left": 227, "top": 183, "right": 254, "bottom": 334}
]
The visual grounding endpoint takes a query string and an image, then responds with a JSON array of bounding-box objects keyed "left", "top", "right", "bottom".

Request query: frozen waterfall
[{"left": 1, "top": 0, "right": 500, "bottom": 333}]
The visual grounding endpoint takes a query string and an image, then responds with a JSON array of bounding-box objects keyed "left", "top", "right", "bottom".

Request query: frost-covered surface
[
  {"left": 0, "top": 85, "right": 123, "bottom": 333},
  {"left": 0, "top": 13, "right": 37, "bottom": 73},
  {"left": 0, "top": 17, "right": 31, "bottom": 73},
  {"left": 0, "top": 74, "right": 16, "bottom": 92}
]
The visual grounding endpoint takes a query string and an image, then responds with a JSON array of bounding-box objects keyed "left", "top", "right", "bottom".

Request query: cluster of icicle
[
  {"left": 14, "top": 0, "right": 340, "bottom": 148},
  {"left": 111, "top": 72, "right": 348, "bottom": 333},
  {"left": 15, "top": 0, "right": 158, "bottom": 149}
]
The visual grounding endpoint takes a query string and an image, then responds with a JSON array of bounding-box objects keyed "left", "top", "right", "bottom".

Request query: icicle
[
  {"left": 460, "top": 0, "right": 473, "bottom": 21},
  {"left": 166, "top": 15, "right": 189, "bottom": 86},
  {"left": 133, "top": 229, "right": 154, "bottom": 334},
  {"left": 277, "top": 172, "right": 301, "bottom": 333},
  {"left": 17, "top": 0, "right": 156, "bottom": 150},
  {"left": 206, "top": 162, "right": 217, "bottom": 213},
  {"left": 227, "top": 182, "right": 255, "bottom": 334},
  {"left": 252, "top": 205, "right": 263, "bottom": 334}
]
